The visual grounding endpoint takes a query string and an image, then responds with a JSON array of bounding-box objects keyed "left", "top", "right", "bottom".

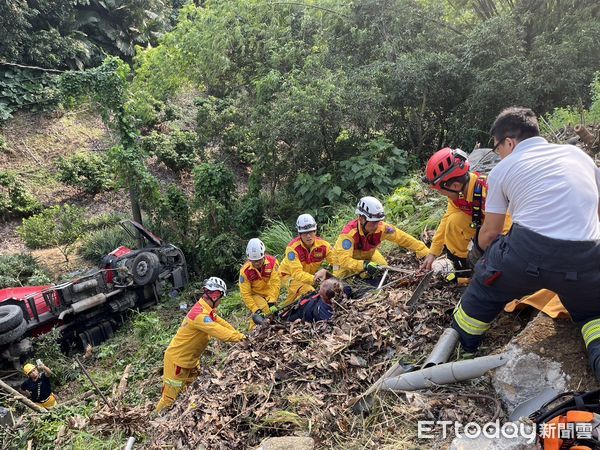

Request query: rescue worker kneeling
[
  {"left": 331, "top": 196, "right": 429, "bottom": 283},
  {"left": 156, "top": 277, "right": 245, "bottom": 413},
  {"left": 421, "top": 146, "right": 566, "bottom": 319},
  {"left": 279, "top": 213, "right": 334, "bottom": 308},
  {"left": 280, "top": 278, "right": 349, "bottom": 323},
  {"left": 239, "top": 238, "right": 281, "bottom": 328}
]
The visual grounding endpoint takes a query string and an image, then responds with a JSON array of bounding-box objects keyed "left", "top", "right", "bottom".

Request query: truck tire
[
  {"left": 132, "top": 252, "right": 160, "bottom": 286},
  {"left": 0, "top": 320, "right": 26, "bottom": 346},
  {"left": 0, "top": 305, "right": 24, "bottom": 333}
]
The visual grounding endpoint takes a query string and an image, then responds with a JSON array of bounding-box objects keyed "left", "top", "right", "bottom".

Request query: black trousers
[{"left": 451, "top": 224, "right": 600, "bottom": 377}]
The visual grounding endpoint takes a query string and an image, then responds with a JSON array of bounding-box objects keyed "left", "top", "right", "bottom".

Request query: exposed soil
[{"left": 512, "top": 313, "right": 598, "bottom": 392}]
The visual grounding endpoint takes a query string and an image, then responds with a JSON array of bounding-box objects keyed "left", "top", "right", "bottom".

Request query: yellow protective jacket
[
  {"left": 429, "top": 172, "right": 512, "bottom": 258},
  {"left": 279, "top": 236, "right": 333, "bottom": 286},
  {"left": 239, "top": 254, "right": 281, "bottom": 313},
  {"left": 331, "top": 219, "right": 429, "bottom": 277},
  {"left": 164, "top": 298, "right": 244, "bottom": 368}
]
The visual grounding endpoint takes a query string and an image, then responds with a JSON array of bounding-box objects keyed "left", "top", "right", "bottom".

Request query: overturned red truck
[{"left": 0, "top": 220, "right": 189, "bottom": 368}]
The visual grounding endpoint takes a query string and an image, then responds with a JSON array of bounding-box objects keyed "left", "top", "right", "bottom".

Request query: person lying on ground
[{"left": 280, "top": 278, "right": 350, "bottom": 323}]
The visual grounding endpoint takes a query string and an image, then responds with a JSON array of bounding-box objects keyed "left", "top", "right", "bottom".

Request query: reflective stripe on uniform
[
  {"left": 163, "top": 377, "right": 184, "bottom": 388},
  {"left": 453, "top": 303, "right": 491, "bottom": 336},
  {"left": 581, "top": 319, "right": 600, "bottom": 348}
]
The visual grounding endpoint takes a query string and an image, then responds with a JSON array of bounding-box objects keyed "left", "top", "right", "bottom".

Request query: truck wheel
[
  {"left": 0, "top": 320, "right": 26, "bottom": 346},
  {"left": 132, "top": 252, "right": 160, "bottom": 286},
  {"left": 0, "top": 305, "right": 24, "bottom": 333}
]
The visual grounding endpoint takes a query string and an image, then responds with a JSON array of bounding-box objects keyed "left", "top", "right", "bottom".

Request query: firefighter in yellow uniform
[
  {"left": 421, "top": 147, "right": 566, "bottom": 318},
  {"left": 279, "top": 214, "right": 334, "bottom": 308},
  {"left": 331, "top": 196, "right": 429, "bottom": 280},
  {"left": 156, "top": 277, "right": 244, "bottom": 413},
  {"left": 239, "top": 238, "right": 281, "bottom": 328}
]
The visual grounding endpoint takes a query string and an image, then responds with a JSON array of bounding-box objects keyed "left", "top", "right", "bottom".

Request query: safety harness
[
  {"left": 531, "top": 389, "right": 600, "bottom": 449},
  {"left": 469, "top": 175, "right": 486, "bottom": 230}
]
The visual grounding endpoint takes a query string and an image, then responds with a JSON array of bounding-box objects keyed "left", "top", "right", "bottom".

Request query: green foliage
[
  {"left": 0, "top": 0, "right": 174, "bottom": 70},
  {"left": 132, "top": 0, "right": 600, "bottom": 175},
  {"left": 141, "top": 129, "right": 199, "bottom": 172},
  {"left": 0, "top": 253, "right": 52, "bottom": 288},
  {"left": 294, "top": 136, "right": 409, "bottom": 210},
  {"left": 78, "top": 225, "right": 136, "bottom": 263},
  {"left": 386, "top": 175, "right": 446, "bottom": 237},
  {"left": 0, "top": 171, "right": 42, "bottom": 222},
  {"left": 17, "top": 205, "right": 87, "bottom": 260},
  {"left": 57, "top": 151, "right": 112, "bottom": 194},
  {"left": 193, "top": 163, "right": 235, "bottom": 205},
  {"left": 0, "top": 67, "right": 59, "bottom": 121},
  {"left": 542, "top": 72, "right": 600, "bottom": 134},
  {"left": 31, "top": 328, "right": 79, "bottom": 386},
  {"left": 260, "top": 219, "right": 295, "bottom": 258}
]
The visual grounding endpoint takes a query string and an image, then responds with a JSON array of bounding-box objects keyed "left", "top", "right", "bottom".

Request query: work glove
[
  {"left": 467, "top": 239, "right": 484, "bottom": 268},
  {"left": 363, "top": 261, "right": 380, "bottom": 276},
  {"left": 269, "top": 305, "right": 279, "bottom": 315},
  {"left": 252, "top": 311, "right": 266, "bottom": 325}
]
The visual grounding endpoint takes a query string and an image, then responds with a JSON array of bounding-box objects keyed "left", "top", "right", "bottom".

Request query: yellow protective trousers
[
  {"left": 39, "top": 393, "right": 57, "bottom": 409},
  {"left": 155, "top": 354, "right": 199, "bottom": 413}
]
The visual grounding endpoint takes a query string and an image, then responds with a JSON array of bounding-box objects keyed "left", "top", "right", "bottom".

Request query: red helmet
[{"left": 423, "top": 148, "right": 469, "bottom": 191}]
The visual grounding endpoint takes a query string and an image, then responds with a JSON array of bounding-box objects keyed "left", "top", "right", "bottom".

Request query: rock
[
  {"left": 467, "top": 148, "right": 501, "bottom": 174},
  {"left": 491, "top": 311, "right": 600, "bottom": 417},
  {"left": 492, "top": 344, "right": 568, "bottom": 412},
  {"left": 449, "top": 423, "right": 541, "bottom": 449},
  {"left": 255, "top": 436, "right": 315, "bottom": 450}
]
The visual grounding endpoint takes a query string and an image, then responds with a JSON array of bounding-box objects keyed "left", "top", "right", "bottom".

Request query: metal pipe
[
  {"left": 378, "top": 354, "right": 507, "bottom": 392},
  {"left": 72, "top": 279, "right": 99, "bottom": 293},
  {"left": 423, "top": 328, "right": 460, "bottom": 368},
  {"left": 58, "top": 290, "right": 122, "bottom": 320},
  {"left": 376, "top": 269, "right": 389, "bottom": 289},
  {"left": 124, "top": 436, "right": 136, "bottom": 450}
]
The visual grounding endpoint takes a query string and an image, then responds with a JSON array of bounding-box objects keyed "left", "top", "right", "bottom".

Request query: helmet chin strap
[{"left": 441, "top": 181, "right": 468, "bottom": 195}]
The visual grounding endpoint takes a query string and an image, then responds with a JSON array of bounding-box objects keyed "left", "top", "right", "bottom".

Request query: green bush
[
  {"left": 17, "top": 205, "right": 86, "bottom": 254},
  {"left": 195, "top": 233, "right": 242, "bottom": 281},
  {"left": 31, "top": 328, "right": 79, "bottom": 386},
  {"left": 0, "top": 253, "right": 52, "bottom": 288},
  {"left": 294, "top": 137, "right": 408, "bottom": 211},
  {"left": 386, "top": 175, "right": 445, "bottom": 237},
  {"left": 78, "top": 225, "right": 136, "bottom": 263},
  {"left": 260, "top": 219, "right": 294, "bottom": 258},
  {"left": 141, "top": 129, "right": 199, "bottom": 172},
  {"left": 0, "top": 171, "right": 42, "bottom": 222},
  {"left": 542, "top": 71, "right": 600, "bottom": 134},
  {"left": 57, "top": 152, "right": 112, "bottom": 194},
  {"left": 193, "top": 162, "right": 235, "bottom": 205}
]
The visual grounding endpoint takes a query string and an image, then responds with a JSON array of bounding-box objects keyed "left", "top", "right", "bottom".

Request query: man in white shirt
[{"left": 452, "top": 107, "right": 600, "bottom": 379}]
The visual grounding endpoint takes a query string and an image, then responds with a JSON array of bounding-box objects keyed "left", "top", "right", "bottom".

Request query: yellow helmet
[{"left": 23, "top": 363, "right": 36, "bottom": 376}]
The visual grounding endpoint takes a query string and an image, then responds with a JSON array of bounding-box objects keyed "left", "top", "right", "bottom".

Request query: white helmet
[
  {"left": 296, "top": 213, "right": 317, "bottom": 233},
  {"left": 203, "top": 277, "right": 227, "bottom": 296},
  {"left": 246, "top": 238, "right": 265, "bottom": 261},
  {"left": 355, "top": 196, "right": 385, "bottom": 222}
]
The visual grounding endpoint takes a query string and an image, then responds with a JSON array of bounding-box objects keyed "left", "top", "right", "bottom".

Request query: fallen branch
[
  {"left": 0, "top": 379, "right": 47, "bottom": 414},
  {"left": 57, "top": 390, "right": 94, "bottom": 407},
  {"left": 113, "top": 364, "right": 132, "bottom": 404}
]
